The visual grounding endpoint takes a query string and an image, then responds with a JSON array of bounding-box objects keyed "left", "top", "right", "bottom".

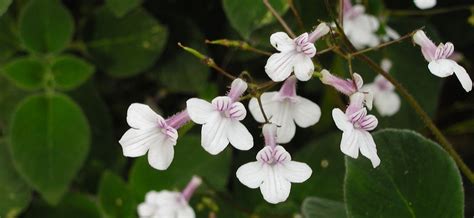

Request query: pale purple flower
[
  {"left": 236, "top": 124, "right": 312, "bottom": 204},
  {"left": 119, "top": 104, "right": 190, "bottom": 170},
  {"left": 361, "top": 59, "right": 401, "bottom": 116},
  {"left": 413, "top": 30, "right": 472, "bottom": 92},
  {"left": 138, "top": 176, "right": 202, "bottom": 218},
  {"left": 186, "top": 78, "right": 253, "bottom": 155},
  {"left": 414, "top": 0, "right": 436, "bottom": 9},
  {"left": 265, "top": 23, "right": 330, "bottom": 82},
  {"left": 342, "top": 0, "right": 399, "bottom": 49},
  {"left": 248, "top": 76, "right": 321, "bottom": 143},
  {"left": 332, "top": 93, "right": 380, "bottom": 168}
]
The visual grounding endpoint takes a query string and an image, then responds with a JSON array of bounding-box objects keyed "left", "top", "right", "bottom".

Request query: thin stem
[
  {"left": 263, "top": 0, "right": 296, "bottom": 38},
  {"left": 205, "top": 39, "right": 271, "bottom": 56},
  {"left": 257, "top": 94, "right": 270, "bottom": 123},
  {"left": 316, "top": 45, "right": 337, "bottom": 56},
  {"left": 387, "top": 4, "right": 474, "bottom": 16},
  {"left": 350, "top": 30, "right": 419, "bottom": 56},
  {"left": 178, "top": 42, "right": 237, "bottom": 80},
  {"left": 288, "top": 0, "right": 305, "bottom": 31}
]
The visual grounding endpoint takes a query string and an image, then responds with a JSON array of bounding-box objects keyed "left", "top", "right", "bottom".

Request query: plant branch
[
  {"left": 205, "top": 39, "right": 271, "bottom": 56},
  {"left": 263, "top": 0, "right": 296, "bottom": 38},
  {"left": 350, "top": 29, "right": 419, "bottom": 56},
  {"left": 288, "top": 0, "right": 305, "bottom": 31}
]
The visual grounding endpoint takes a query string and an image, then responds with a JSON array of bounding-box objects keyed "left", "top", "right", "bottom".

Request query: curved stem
[{"left": 263, "top": 0, "right": 296, "bottom": 38}]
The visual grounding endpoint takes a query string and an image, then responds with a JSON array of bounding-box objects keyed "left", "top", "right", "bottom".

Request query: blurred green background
[{"left": 0, "top": 0, "right": 473, "bottom": 217}]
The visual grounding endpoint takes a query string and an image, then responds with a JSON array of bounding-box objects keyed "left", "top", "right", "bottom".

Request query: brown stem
[
  {"left": 288, "top": 0, "right": 305, "bottom": 31},
  {"left": 350, "top": 30, "right": 419, "bottom": 56},
  {"left": 263, "top": 0, "right": 296, "bottom": 38},
  {"left": 205, "top": 39, "right": 271, "bottom": 56}
]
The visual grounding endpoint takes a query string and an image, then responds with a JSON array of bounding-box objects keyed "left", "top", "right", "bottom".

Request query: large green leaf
[
  {"left": 291, "top": 132, "right": 345, "bottom": 202},
  {"left": 19, "top": 0, "right": 73, "bottom": 53},
  {"left": 301, "top": 197, "right": 347, "bottom": 218},
  {"left": 222, "top": 0, "right": 289, "bottom": 39},
  {"left": 2, "top": 57, "right": 46, "bottom": 91},
  {"left": 344, "top": 129, "right": 464, "bottom": 217},
  {"left": 106, "top": 0, "right": 142, "bottom": 17},
  {"left": 51, "top": 55, "right": 95, "bottom": 91},
  {"left": 0, "top": 77, "right": 26, "bottom": 130},
  {"left": 24, "top": 193, "right": 101, "bottom": 218},
  {"left": 0, "top": 13, "right": 20, "bottom": 61},
  {"left": 0, "top": 0, "right": 12, "bottom": 16},
  {"left": 9, "top": 94, "right": 90, "bottom": 205},
  {"left": 0, "top": 140, "right": 31, "bottom": 217},
  {"left": 98, "top": 171, "right": 135, "bottom": 218},
  {"left": 129, "top": 134, "right": 231, "bottom": 200},
  {"left": 86, "top": 7, "right": 168, "bottom": 78}
]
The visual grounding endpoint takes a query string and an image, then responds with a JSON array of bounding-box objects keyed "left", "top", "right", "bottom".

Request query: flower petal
[
  {"left": 137, "top": 203, "right": 155, "bottom": 217},
  {"left": 201, "top": 113, "right": 229, "bottom": 155},
  {"left": 127, "top": 103, "right": 163, "bottom": 129},
  {"left": 279, "top": 161, "right": 312, "bottom": 183},
  {"left": 236, "top": 161, "right": 266, "bottom": 189},
  {"left": 332, "top": 108, "right": 353, "bottom": 132},
  {"left": 293, "top": 54, "right": 314, "bottom": 81},
  {"left": 340, "top": 129, "right": 360, "bottom": 159},
  {"left": 228, "top": 102, "right": 247, "bottom": 121},
  {"left": 428, "top": 59, "right": 455, "bottom": 78},
  {"left": 260, "top": 165, "right": 291, "bottom": 204},
  {"left": 265, "top": 51, "right": 297, "bottom": 82},
  {"left": 414, "top": 0, "right": 436, "bottom": 9},
  {"left": 292, "top": 96, "right": 321, "bottom": 128},
  {"left": 211, "top": 96, "right": 232, "bottom": 111},
  {"left": 119, "top": 128, "right": 162, "bottom": 157},
  {"left": 147, "top": 137, "right": 175, "bottom": 170},
  {"left": 374, "top": 91, "right": 401, "bottom": 116},
  {"left": 227, "top": 120, "right": 253, "bottom": 151},
  {"left": 452, "top": 63, "right": 472, "bottom": 92},
  {"left": 186, "top": 98, "right": 215, "bottom": 124},
  {"left": 176, "top": 205, "right": 196, "bottom": 218},
  {"left": 356, "top": 130, "right": 380, "bottom": 168},
  {"left": 273, "top": 102, "right": 296, "bottom": 144},
  {"left": 248, "top": 92, "right": 278, "bottom": 123},
  {"left": 270, "top": 32, "right": 296, "bottom": 52}
]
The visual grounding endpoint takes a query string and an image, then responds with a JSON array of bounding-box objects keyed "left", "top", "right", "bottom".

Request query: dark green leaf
[
  {"left": 0, "top": 13, "right": 20, "bottom": 61},
  {"left": 2, "top": 57, "right": 46, "bottom": 91},
  {"left": 51, "top": 55, "right": 95, "bottom": 91},
  {"left": 9, "top": 94, "right": 90, "bottom": 205},
  {"left": 19, "top": 0, "right": 74, "bottom": 53},
  {"left": 344, "top": 129, "right": 464, "bottom": 217},
  {"left": 0, "top": 140, "right": 31, "bottom": 217},
  {"left": 0, "top": 77, "right": 27, "bottom": 130},
  {"left": 98, "top": 171, "right": 135, "bottom": 218},
  {"left": 222, "top": 0, "right": 289, "bottom": 39},
  {"left": 301, "top": 197, "right": 347, "bottom": 218},
  {"left": 106, "top": 0, "right": 142, "bottom": 17},
  {"left": 86, "top": 7, "right": 168, "bottom": 77},
  {"left": 129, "top": 134, "right": 231, "bottom": 200},
  {"left": 24, "top": 192, "right": 101, "bottom": 218},
  {"left": 0, "top": 0, "right": 12, "bottom": 16},
  {"left": 291, "top": 133, "right": 345, "bottom": 202}
]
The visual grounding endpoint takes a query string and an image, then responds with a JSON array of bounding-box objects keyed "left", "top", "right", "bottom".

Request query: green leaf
[
  {"left": 86, "top": 7, "right": 168, "bottom": 78},
  {"left": 0, "top": 77, "right": 27, "bottom": 130},
  {"left": 19, "top": 0, "right": 74, "bottom": 53},
  {"left": 9, "top": 94, "right": 91, "bottom": 205},
  {"left": 222, "top": 0, "right": 289, "bottom": 39},
  {"left": 291, "top": 132, "right": 345, "bottom": 202},
  {"left": 0, "top": 0, "right": 12, "bottom": 16},
  {"left": 344, "top": 129, "right": 464, "bottom": 217},
  {"left": 106, "top": 0, "right": 142, "bottom": 17},
  {"left": 24, "top": 192, "right": 101, "bottom": 218},
  {"left": 0, "top": 140, "right": 31, "bottom": 217},
  {"left": 301, "top": 197, "right": 347, "bottom": 218},
  {"left": 51, "top": 55, "right": 95, "bottom": 91},
  {"left": 2, "top": 57, "right": 46, "bottom": 91},
  {"left": 129, "top": 134, "right": 231, "bottom": 200},
  {"left": 99, "top": 172, "right": 135, "bottom": 218},
  {"left": 0, "top": 13, "right": 20, "bottom": 61}
]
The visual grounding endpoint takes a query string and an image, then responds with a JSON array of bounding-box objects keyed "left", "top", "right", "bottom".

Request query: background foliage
[{"left": 0, "top": 0, "right": 473, "bottom": 217}]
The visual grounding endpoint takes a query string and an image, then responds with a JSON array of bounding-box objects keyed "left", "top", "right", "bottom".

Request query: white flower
[
  {"left": 414, "top": 0, "right": 436, "bottom": 9},
  {"left": 248, "top": 76, "right": 321, "bottom": 143},
  {"left": 186, "top": 78, "right": 253, "bottom": 155},
  {"left": 138, "top": 176, "right": 201, "bottom": 218},
  {"left": 265, "top": 23, "right": 329, "bottom": 82},
  {"left": 332, "top": 93, "right": 380, "bottom": 168},
  {"left": 361, "top": 59, "right": 401, "bottom": 116},
  {"left": 342, "top": 1, "right": 399, "bottom": 49},
  {"left": 413, "top": 30, "right": 472, "bottom": 92},
  {"left": 119, "top": 104, "right": 190, "bottom": 170},
  {"left": 138, "top": 191, "right": 195, "bottom": 218},
  {"left": 236, "top": 124, "right": 312, "bottom": 204}
]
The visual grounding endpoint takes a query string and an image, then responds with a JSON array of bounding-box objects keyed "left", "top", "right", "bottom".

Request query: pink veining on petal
[
  {"left": 359, "top": 115, "right": 378, "bottom": 131},
  {"left": 346, "top": 92, "right": 365, "bottom": 115},
  {"left": 257, "top": 146, "right": 273, "bottom": 163},
  {"left": 278, "top": 76, "right": 298, "bottom": 99},
  {"left": 227, "top": 78, "right": 248, "bottom": 102},
  {"left": 228, "top": 103, "right": 246, "bottom": 120},
  {"left": 435, "top": 42, "right": 454, "bottom": 60},
  {"left": 165, "top": 110, "right": 191, "bottom": 129},
  {"left": 181, "top": 176, "right": 202, "bottom": 202},
  {"left": 294, "top": 33, "right": 316, "bottom": 58}
]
